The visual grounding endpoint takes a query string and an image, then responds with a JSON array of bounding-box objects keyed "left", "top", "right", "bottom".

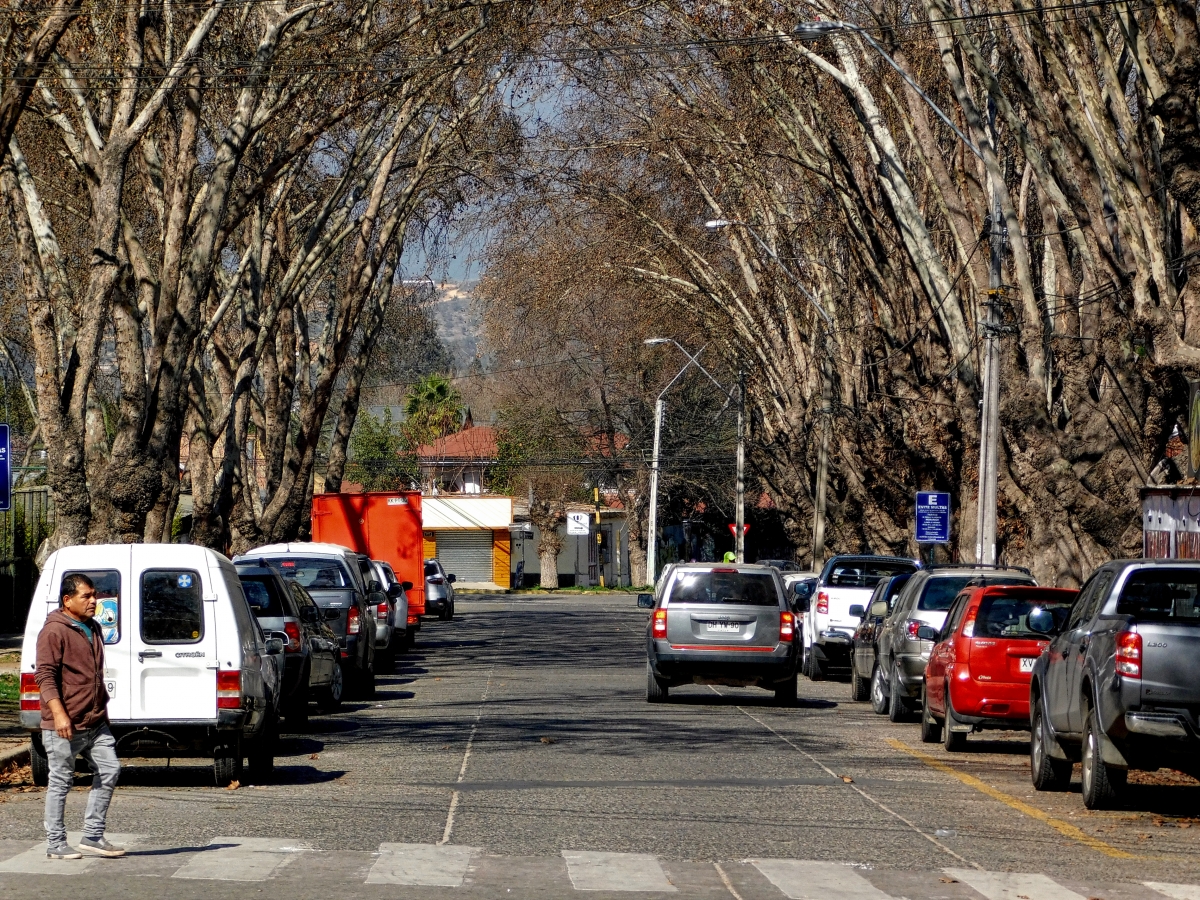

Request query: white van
[{"left": 19, "top": 544, "right": 283, "bottom": 786}]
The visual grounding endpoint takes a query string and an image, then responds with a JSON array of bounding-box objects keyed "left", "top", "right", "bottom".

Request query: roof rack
[{"left": 925, "top": 562, "right": 1033, "bottom": 576}]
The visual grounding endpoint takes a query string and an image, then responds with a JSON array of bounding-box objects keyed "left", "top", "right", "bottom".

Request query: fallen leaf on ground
[
  {"left": 539, "top": 737, "right": 557, "bottom": 744},
  {"left": 841, "top": 776, "right": 854, "bottom": 783},
  {"left": 226, "top": 780, "right": 240, "bottom": 791},
  {"left": 309, "top": 753, "right": 319, "bottom": 760},
  {"left": 939, "top": 877, "right": 958, "bottom": 884}
]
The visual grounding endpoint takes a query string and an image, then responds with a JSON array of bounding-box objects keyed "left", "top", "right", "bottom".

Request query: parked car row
[{"left": 19, "top": 541, "right": 462, "bottom": 789}]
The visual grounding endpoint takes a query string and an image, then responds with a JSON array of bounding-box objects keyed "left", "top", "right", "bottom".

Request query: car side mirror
[
  {"left": 869, "top": 600, "right": 889, "bottom": 618},
  {"left": 849, "top": 604, "right": 866, "bottom": 619},
  {"left": 265, "top": 637, "right": 285, "bottom": 655},
  {"left": 637, "top": 593, "right": 655, "bottom": 609},
  {"left": 916, "top": 625, "right": 940, "bottom": 642},
  {"left": 368, "top": 580, "right": 382, "bottom": 593},
  {"left": 1028, "top": 607, "right": 1056, "bottom": 634},
  {"left": 447, "top": 574, "right": 456, "bottom": 584},
  {"left": 323, "top": 608, "right": 342, "bottom": 621},
  {"left": 402, "top": 581, "right": 414, "bottom": 591}
]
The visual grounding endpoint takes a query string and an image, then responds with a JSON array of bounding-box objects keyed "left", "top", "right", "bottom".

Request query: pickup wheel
[
  {"left": 213, "top": 741, "right": 243, "bottom": 787},
  {"left": 1082, "top": 704, "right": 1125, "bottom": 809},
  {"left": 808, "top": 649, "right": 826, "bottom": 682},
  {"left": 1030, "top": 696, "right": 1072, "bottom": 791},
  {"left": 870, "top": 665, "right": 889, "bottom": 715},
  {"left": 887, "top": 664, "right": 910, "bottom": 722},
  {"left": 850, "top": 659, "right": 871, "bottom": 702},
  {"left": 646, "top": 662, "right": 669, "bottom": 703},
  {"left": 919, "top": 685, "right": 942, "bottom": 744},
  {"left": 943, "top": 690, "right": 967, "bottom": 751}
]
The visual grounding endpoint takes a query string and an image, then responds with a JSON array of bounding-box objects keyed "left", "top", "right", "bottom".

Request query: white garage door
[{"left": 436, "top": 531, "right": 494, "bottom": 584}]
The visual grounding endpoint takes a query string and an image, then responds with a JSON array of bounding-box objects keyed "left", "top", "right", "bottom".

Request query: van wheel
[
  {"left": 30, "top": 732, "right": 49, "bottom": 787},
  {"left": 808, "top": 650, "right": 826, "bottom": 682},
  {"left": 1082, "top": 704, "right": 1124, "bottom": 809},
  {"left": 943, "top": 691, "right": 967, "bottom": 752},
  {"left": 318, "top": 664, "right": 344, "bottom": 712},
  {"left": 888, "top": 665, "right": 910, "bottom": 722},
  {"left": 919, "top": 686, "right": 943, "bottom": 744},
  {"left": 213, "top": 742, "right": 243, "bottom": 787},
  {"left": 1030, "top": 696, "right": 1072, "bottom": 791},
  {"left": 870, "top": 665, "right": 889, "bottom": 715},
  {"left": 646, "top": 662, "right": 668, "bottom": 703},
  {"left": 850, "top": 660, "right": 871, "bottom": 702},
  {"left": 774, "top": 672, "right": 798, "bottom": 707}
]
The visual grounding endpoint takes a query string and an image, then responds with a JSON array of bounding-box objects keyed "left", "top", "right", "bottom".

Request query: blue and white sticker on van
[
  {"left": 177, "top": 573, "right": 193, "bottom": 589},
  {"left": 97, "top": 597, "right": 120, "bottom": 645}
]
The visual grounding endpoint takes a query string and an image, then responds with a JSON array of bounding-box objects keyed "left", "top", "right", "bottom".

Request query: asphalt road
[{"left": 3, "top": 594, "right": 1200, "bottom": 899}]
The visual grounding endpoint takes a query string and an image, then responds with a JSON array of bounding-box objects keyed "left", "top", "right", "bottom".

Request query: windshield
[
  {"left": 974, "top": 594, "right": 1074, "bottom": 638},
  {"left": 1117, "top": 569, "right": 1200, "bottom": 622},
  {"left": 669, "top": 571, "right": 779, "bottom": 606},
  {"left": 918, "top": 575, "right": 1031, "bottom": 611},
  {"left": 239, "top": 576, "right": 287, "bottom": 618},
  {"left": 270, "top": 557, "right": 352, "bottom": 589},
  {"left": 827, "top": 560, "right": 917, "bottom": 589}
]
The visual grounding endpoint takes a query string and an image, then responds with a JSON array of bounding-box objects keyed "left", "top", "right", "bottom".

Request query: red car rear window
[{"left": 974, "top": 594, "right": 1073, "bottom": 638}]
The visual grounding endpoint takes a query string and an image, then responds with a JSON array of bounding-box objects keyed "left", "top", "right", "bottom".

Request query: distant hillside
[{"left": 431, "top": 282, "right": 490, "bottom": 373}]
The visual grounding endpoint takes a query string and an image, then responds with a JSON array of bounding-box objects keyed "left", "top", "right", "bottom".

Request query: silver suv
[
  {"left": 874, "top": 564, "right": 1035, "bottom": 721},
  {"left": 639, "top": 563, "right": 798, "bottom": 705}
]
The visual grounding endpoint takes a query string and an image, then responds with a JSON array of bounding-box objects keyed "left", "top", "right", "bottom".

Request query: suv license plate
[
  {"left": 706, "top": 623, "right": 740, "bottom": 633},
  {"left": 1019, "top": 657, "right": 1036, "bottom": 673}
]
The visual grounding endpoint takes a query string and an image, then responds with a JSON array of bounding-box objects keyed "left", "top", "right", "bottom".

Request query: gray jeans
[{"left": 42, "top": 724, "right": 120, "bottom": 845}]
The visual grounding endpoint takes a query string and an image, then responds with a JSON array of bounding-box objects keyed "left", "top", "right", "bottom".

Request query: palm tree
[{"left": 403, "top": 374, "right": 464, "bottom": 447}]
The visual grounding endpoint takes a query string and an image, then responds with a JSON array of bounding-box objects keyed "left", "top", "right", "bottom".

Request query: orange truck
[{"left": 310, "top": 492, "right": 426, "bottom": 624}]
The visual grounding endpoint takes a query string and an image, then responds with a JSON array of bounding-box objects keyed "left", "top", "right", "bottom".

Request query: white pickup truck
[{"left": 801, "top": 555, "right": 918, "bottom": 680}]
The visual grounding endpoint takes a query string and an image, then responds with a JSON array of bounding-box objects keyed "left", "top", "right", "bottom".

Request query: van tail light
[
  {"left": 779, "top": 611, "right": 795, "bottom": 641},
  {"left": 905, "top": 619, "right": 923, "bottom": 640},
  {"left": 961, "top": 608, "right": 977, "bottom": 638},
  {"left": 20, "top": 673, "right": 39, "bottom": 711},
  {"left": 1116, "top": 631, "right": 1142, "bottom": 678},
  {"left": 347, "top": 606, "right": 361, "bottom": 635},
  {"left": 283, "top": 621, "right": 302, "bottom": 653},
  {"left": 816, "top": 591, "right": 829, "bottom": 614},
  {"left": 376, "top": 601, "right": 389, "bottom": 621},
  {"left": 217, "top": 670, "right": 242, "bottom": 709},
  {"left": 652, "top": 609, "right": 668, "bottom": 639}
]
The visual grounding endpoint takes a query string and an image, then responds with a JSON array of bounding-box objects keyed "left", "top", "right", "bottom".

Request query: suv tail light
[
  {"left": 376, "top": 600, "right": 389, "bottom": 621},
  {"left": 652, "top": 609, "right": 668, "bottom": 639},
  {"left": 905, "top": 619, "right": 924, "bottom": 640},
  {"left": 816, "top": 591, "right": 829, "bottom": 614},
  {"left": 347, "top": 605, "right": 361, "bottom": 635},
  {"left": 1116, "top": 631, "right": 1142, "bottom": 678},
  {"left": 779, "top": 610, "right": 795, "bottom": 641},
  {"left": 428, "top": 576, "right": 444, "bottom": 585},
  {"left": 961, "top": 608, "right": 978, "bottom": 638},
  {"left": 283, "top": 620, "right": 302, "bottom": 653},
  {"left": 20, "top": 673, "right": 39, "bottom": 711},
  {"left": 217, "top": 670, "right": 242, "bottom": 709}
]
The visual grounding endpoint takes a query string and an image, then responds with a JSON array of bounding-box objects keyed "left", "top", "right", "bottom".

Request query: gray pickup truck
[{"left": 1030, "top": 560, "right": 1200, "bottom": 809}]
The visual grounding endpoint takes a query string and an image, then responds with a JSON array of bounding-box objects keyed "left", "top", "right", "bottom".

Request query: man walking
[{"left": 35, "top": 573, "right": 124, "bottom": 859}]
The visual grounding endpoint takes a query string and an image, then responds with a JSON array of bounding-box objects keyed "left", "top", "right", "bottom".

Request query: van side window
[
  {"left": 65, "top": 569, "right": 121, "bottom": 644},
  {"left": 141, "top": 570, "right": 203, "bottom": 644}
]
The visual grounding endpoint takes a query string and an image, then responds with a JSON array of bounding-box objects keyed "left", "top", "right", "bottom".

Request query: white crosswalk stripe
[
  {"left": 171, "top": 836, "right": 311, "bottom": 881},
  {"left": 366, "top": 843, "right": 479, "bottom": 887},
  {"left": 1146, "top": 885, "right": 1200, "bottom": 900},
  {"left": 0, "top": 833, "right": 142, "bottom": 876},
  {"left": 945, "top": 869, "right": 1087, "bottom": 900},
  {"left": 562, "top": 851, "right": 676, "bottom": 892},
  {"left": 750, "top": 860, "right": 893, "bottom": 900}
]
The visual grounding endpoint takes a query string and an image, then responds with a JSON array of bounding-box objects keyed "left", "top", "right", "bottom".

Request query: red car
[{"left": 920, "top": 585, "right": 1077, "bottom": 751}]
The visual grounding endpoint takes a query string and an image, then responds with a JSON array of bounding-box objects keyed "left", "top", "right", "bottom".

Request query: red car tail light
[
  {"left": 347, "top": 605, "right": 361, "bottom": 635},
  {"left": 816, "top": 591, "right": 829, "bottom": 614},
  {"left": 905, "top": 619, "right": 923, "bottom": 640},
  {"left": 283, "top": 620, "right": 302, "bottom": 653},
  {"left": 713, "top": 567, "right": 738, "bottom": 573},
  {"left": 1116, "top": 631, "right": 1142, "bottom": 678},
  {"left": 376, "top": 600, "right": 389, "bottom": 620},
  {"left": 961, "top": 608, "right": 978, "bottom": 638},
  {"left": 779, "top": 611, "right": 795, "bottom": 641},
  {"left": 652, "top": 609, "right": 668, "bottom": 639},
  {"left": 407, "top": 614, "right": 418, "bottom": 626},
  {"left": 20, "top": 673, "right": 39, "bottom": 711},
  {"left": 217, "top": 670, "right": 242, "bottom": 709}
]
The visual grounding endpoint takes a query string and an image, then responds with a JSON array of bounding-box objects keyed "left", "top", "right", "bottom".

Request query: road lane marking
[
  {"left": 0, "top": 833, "right": 142, "bottom": 876},
  {"left": 1146, "top": 884, "right": 1200, "bottom": 899},
  {"left": 945, "top": 869, "right": 1086, "bottom": 900},
  {"left": 562, "top": 851, "right": 676, "bottom": 892},
  {"left": 367, "top": 843, "right": 478, "bottom": 886},
  {"left": 887, "top": 739, "right": 1139, "bottom": 860},
  {"left": 171, "top": 837, "right": 310, "bottom": 881},
  {"left": 750, "top": 860, "right": 893, "bottom": 899},
  {"left": 718, "top": 690, "right": 976, "bottom": 868},
  {"left": 713, "top": 862, "right": 745, "bottom": 900}
]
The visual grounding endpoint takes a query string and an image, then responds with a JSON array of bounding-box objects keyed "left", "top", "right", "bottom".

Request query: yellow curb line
[{"left": 885, "top": 738, "right": 1140, "bottom": 859}]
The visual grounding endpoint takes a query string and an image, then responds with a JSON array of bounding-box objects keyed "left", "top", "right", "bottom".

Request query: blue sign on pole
[
  {"left": 915, "top": 491, "right": 951, "bottom": 544},
  {"left": 0, "top": 424, "right": 9, "bottom": 512}
]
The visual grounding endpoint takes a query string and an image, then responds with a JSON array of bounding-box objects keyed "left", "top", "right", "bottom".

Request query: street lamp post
[
  {"left": 644, "top": 339, "right": 744, "bottom": 584},
  {"left": 705, "top": 219, "right": 835, "bottom": 565},
  {"left": 793, "top": 19, "right": 1002, "bottom": 564}
]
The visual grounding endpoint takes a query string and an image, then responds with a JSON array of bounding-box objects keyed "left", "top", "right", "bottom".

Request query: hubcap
[
  {"left": 872, "top": 670, "right": 884, "bottom": 705},
  {"left": 331, "top": 667, "right": 343, "bottom": 701},
  {"left": 1083, "top": 730, "right": 1094, "bottom": 792},
  {"left": 1032, "top": 714, "right": 1043, "bottom": 768}
]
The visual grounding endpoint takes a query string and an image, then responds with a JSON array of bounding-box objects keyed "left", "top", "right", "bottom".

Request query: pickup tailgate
[
  {"left": 820, "top": 587, "right": 874, "bottom": 632},
  {"left": 1138, "top": 623, "right": 1200, "bottom": 706}
]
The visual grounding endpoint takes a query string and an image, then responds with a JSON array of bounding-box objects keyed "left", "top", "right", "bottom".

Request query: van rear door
[{"left": 130, "top": 546, "right": 218, "bottom": 721}]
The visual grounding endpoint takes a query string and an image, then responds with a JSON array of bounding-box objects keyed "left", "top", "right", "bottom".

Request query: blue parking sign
[
  {"left": 915, "top": 491, "right": 951, "bottom": 544},
  {"left": 0, "top": 424, "right": 9, "bottom": 512}
]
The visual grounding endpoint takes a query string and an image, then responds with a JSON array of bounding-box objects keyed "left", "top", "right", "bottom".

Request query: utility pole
[
  {"left": 735, "top": 371, "right": 745, "bottom": 563},
  {"left": 811, "top": 358, "right": 832, "bottom": 566},
  {"left": 646, "top": 396, "right": 664, "bottom": 585}
]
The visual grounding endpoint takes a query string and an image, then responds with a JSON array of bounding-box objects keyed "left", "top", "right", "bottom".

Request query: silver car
[
  {"left": 371, "top": 559, "right": 410, "bottom": 664},
  {"left": 640, "top": 563, "right": 799, "bottom": 705},
  {"left": 874, "top": 564, "right": 1035, "bottom": 722},
  {"left": 425, "top": 558, "right": 457, "bottom": 620}
]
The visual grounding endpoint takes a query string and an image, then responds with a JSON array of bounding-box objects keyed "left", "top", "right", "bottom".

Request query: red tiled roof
[{"left": 416, "top": 425, "right": 498, "bottom": 462}]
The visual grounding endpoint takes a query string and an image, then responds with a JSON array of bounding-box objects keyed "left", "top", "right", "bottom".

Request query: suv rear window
[
  {"left": 974, "top": 593, "right": 1075, "bottom": 638},
  {"left": 240, "top": 576, "right": 288, "bottom": 618},
  {"left": 919, "top": 575, "right": 1031, "bottom": 611},
  {"left": 141, "top": 570, "right": 203, "bottom": 644},
  {"left": 271, "top": 557, "right": 352, "bottom": 589},
  {"left": 424, "top": 562, "right": 439, "bottom": 577},
  {"left": 827, "top": 560, "right": 917, "bottom": 588},
  {"left": 669, "top": 571, "right": 778, "bottom": 606},
  {"left": 1117, "top": 569, "right": 1200, "bottom": 622}
]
